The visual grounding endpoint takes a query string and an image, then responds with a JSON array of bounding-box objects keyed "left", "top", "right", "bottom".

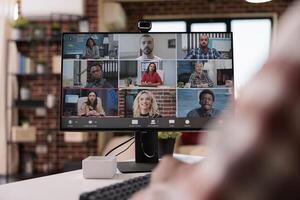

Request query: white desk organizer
[{"left": 82, "top": 156, "right": 117, "bottom": 179}]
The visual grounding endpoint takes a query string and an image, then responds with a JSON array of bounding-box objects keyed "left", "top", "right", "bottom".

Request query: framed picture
[{"left": 168, "top": 39, "right": 176, "bottom": 48}]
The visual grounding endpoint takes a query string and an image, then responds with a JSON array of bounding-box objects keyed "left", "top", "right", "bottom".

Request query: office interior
[{"left": 0, "top": 0, "right": 296, "bottom": 198}]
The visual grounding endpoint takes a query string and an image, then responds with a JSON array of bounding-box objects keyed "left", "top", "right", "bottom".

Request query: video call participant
[
  {"left": 184, "top": 34, "right": 223, "bottom": 59},
  {"left": 141, "top": 62, "right": 163, "bottom": 86},
  {"left": 82, "top": 37, "right": 100, "bottom": 59},
  {"left": 78, "top": 91, "right": 106, "bottom": 117},
  {"left": 85, "top": 62, "right": 113, "bottom": 88},
  {"left": 188, "top": 62, "right": 214, "bottom": 88},
  {"left": 187, "top": 89, "right": 220, "bottom": 118},
  {"left": 133, "top": 90, "right": 161, "bottom": 118},
  {"left": 137, "top": 34, "right": 161, "bottom": 60}
]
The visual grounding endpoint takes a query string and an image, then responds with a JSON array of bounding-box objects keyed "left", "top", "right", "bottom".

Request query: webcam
[{"left": 138, "top": 20, "right": 152, "bottom": 33}]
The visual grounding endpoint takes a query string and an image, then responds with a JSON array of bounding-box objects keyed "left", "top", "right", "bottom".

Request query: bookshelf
[{"left": 5, "top": 16, "right": 99, "bottom": 182}]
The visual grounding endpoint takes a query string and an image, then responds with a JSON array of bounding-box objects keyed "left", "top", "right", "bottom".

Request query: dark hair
[
  {"left": 86, "top": 91, "right": 98, "bottom": 110},
  {"left": 199, "top": 89, "right": 215, "bottom": 102},
  {"left": 86, "top": 37, "right": 96, "bottom": 47},
  {"left": 89, "top": 62, "right": 103, "bottom": 71},
  {"left": 146, "top": 62, "right": 157, "bottom": 73}
]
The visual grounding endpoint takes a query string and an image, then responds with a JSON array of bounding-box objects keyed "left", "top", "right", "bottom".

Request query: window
[
  {"left": 149, "top": 18, "right": 272, "bottom": 95},
  {"left": 191, "top": 22, "right": 226, "bottom": 32},
  {"left": 231, "top": 19, "right": 272, "bottom": 95},
  {"left": 150, "top": 21, "right": 186, "bottom": 32}
]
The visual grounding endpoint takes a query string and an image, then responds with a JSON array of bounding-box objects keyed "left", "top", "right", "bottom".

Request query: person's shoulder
[
  {"left": 190, "top": 48, "right": 198, "bottom": 52},
  {"left": 86, "top": 81, "right": 98, "bottom": 88},
  {"left": 152, "top": 113, "right": 162, "bottom": 118},
  {"left": 154, "top": 71, "right": 161, "bottom": 76},
  {"left": 81, "top": 102, "right": 88, "bottom": 107},
  {"left": 190, "top": 72, "right": 196, "bottom": 77},
  {"left": 85, "top": 83, "right": 93, "bottom": 88},
  {"left": 103, "top": 80, "right": 114, "bottom": 88},
  {"left": 212, "top": 108, "right": 221, "bottom": 116},
  {"left": 211, "top": 48, "right": 223, "bottom": 57},
  {"left": 187, "top": 108, "right": 199, "bottom": 117}
]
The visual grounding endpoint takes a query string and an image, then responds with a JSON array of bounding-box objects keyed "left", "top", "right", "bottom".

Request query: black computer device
[{"left": 60, "top": 31, "right": 234, "bottom": 173}]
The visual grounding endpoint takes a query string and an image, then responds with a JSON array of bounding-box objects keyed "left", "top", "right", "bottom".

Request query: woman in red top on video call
[{"left": 141, "top": 62, "right": 163, "bottom": 86}]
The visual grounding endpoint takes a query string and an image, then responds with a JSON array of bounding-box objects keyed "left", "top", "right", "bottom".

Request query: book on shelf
[{"left": 18, "top": 53, "right": 35, "bottom": 74}]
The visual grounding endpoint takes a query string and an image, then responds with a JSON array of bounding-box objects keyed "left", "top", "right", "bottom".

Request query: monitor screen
[{"left": 60, "top": 32, "right": 234, "bottom": 131}]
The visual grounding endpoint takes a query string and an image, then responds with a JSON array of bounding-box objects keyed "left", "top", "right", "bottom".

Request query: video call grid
[{"left": 61, "top": 33, "right": 233, "bottom": 120}]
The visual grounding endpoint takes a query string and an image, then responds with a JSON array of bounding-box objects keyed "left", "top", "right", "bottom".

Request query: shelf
[
  {"left": 8, "top": 37, "right": 61, "bottom": 43},
  {"left": 11, "top": 73, "right": 61, "bottom": 77},
  {"left": 13, "top": 100, "right": 45, "bottom": 109},
  {"left": 6, "top": 140, "right": 36, "bottom": 145}
]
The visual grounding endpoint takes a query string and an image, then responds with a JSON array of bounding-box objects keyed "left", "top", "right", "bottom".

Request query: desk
[
  {"left": 0, "top": 154, "right": 204, "bottom": 200},
  {"left": 0, "top": 170, "right": 144, "bottom": 200}
]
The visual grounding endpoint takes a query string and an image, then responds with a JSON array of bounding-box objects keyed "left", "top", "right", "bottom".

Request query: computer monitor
[{"left": 60, "top": 32, "right": 234, "bottom": 172}]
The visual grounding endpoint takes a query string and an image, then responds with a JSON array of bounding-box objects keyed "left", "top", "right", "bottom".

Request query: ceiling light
[{"left": 246, "top": 0, "right": 272, "bottom": 3}]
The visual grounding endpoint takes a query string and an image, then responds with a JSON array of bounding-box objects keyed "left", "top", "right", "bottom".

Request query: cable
[
  {"left": 105, "top": 136, "right": 135, "bottom": 156},
  {"left": 115, "top": 140, "right": 135, "bottom": 157}
]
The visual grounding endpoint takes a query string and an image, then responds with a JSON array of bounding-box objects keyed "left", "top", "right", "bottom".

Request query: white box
[
  {"left": 64, "top": 132, "right": 88, "bottom": 143},
  {"left": 82, "top": 156, "right": 117, "bottom": 179},
  {"left": 11, "top": 126, "right": 36, "bottom": 142}
]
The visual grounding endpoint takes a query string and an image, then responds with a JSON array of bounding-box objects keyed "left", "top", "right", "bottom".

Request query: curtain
[{"left": 0, "top": 0, "right": 17, "bottom": 175}]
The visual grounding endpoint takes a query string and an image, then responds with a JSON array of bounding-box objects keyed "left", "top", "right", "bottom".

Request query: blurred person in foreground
[{"left": 131, "top": 1, "right": 300, "bottom": 199}]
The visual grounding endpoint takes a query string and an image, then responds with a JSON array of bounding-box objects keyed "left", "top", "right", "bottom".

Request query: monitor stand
[{"left": 117, "top": 131, "right": 158, "bottom": 173}]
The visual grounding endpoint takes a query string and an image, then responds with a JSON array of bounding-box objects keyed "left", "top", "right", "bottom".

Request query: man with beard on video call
[{"left": 137, "top": 34, "right": 161, "bottom": 60}]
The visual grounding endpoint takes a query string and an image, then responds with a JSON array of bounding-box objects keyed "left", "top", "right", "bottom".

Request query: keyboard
[{"left": 79, "top": 174, "right": 151, "bottom": 200}]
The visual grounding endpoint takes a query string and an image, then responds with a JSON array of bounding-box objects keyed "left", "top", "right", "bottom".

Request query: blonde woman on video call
[{"left": 133, "top": 90, "right": 161, "bottom": 118}]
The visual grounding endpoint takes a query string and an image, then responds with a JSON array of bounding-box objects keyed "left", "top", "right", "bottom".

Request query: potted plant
[
  {"left": 68, "top": 24, "right": 78, "bottom": 32},
  {"left": 11, "top": 16, "right": 29, "bottom": 40},
  {"left": 158, "top": 132, "right": 181, "bottom": 158},
  {"left": 32, "top": 24, "right": 46, "bottom": 40},
  {"left": 51, "top": 22, "right": 61, "bottom": 39},
  {"left": 125, "top": 77, "right": 132, "bottom": 87}
]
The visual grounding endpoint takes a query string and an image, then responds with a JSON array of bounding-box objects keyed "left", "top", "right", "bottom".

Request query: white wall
[
  {"left": 22, "top": 0, "right": 84, "bottom": 19},
  {"left": 0, "top": 0, "right": 16, "bottom": 175},
  {"left": 161, "top": 60, "right": 176, "bottom": 86},
  {"left": 231, "top": 19, "right": 271, "bottom": 96}
]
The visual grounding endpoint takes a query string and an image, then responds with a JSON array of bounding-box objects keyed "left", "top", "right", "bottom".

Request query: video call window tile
[
  {"left": 63, "top": 34, "right": 118, "bottom": 59},
  {"left": 177, "top": 88, "right": 232, "bottom": 118},
  {"left": 119, "top": 60, "right": 177, "bottom": 88},
  {"left": 118, "top": 89, "right": 176, "bottom": 118},
  {"left": 177, "top": 33, "right": 232, "bottom": 60},
  {"left": 62, "top": 88, "right": 118, "bottom": 117},
  {"left": 119, "top": 34, "right": 177, "bottom": 60},
  {"left": 177, "top": 60, "right": 233, "bottom": 88},
  {"left": 62, "top": 60, "right": 118, "bottom": 88}
]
